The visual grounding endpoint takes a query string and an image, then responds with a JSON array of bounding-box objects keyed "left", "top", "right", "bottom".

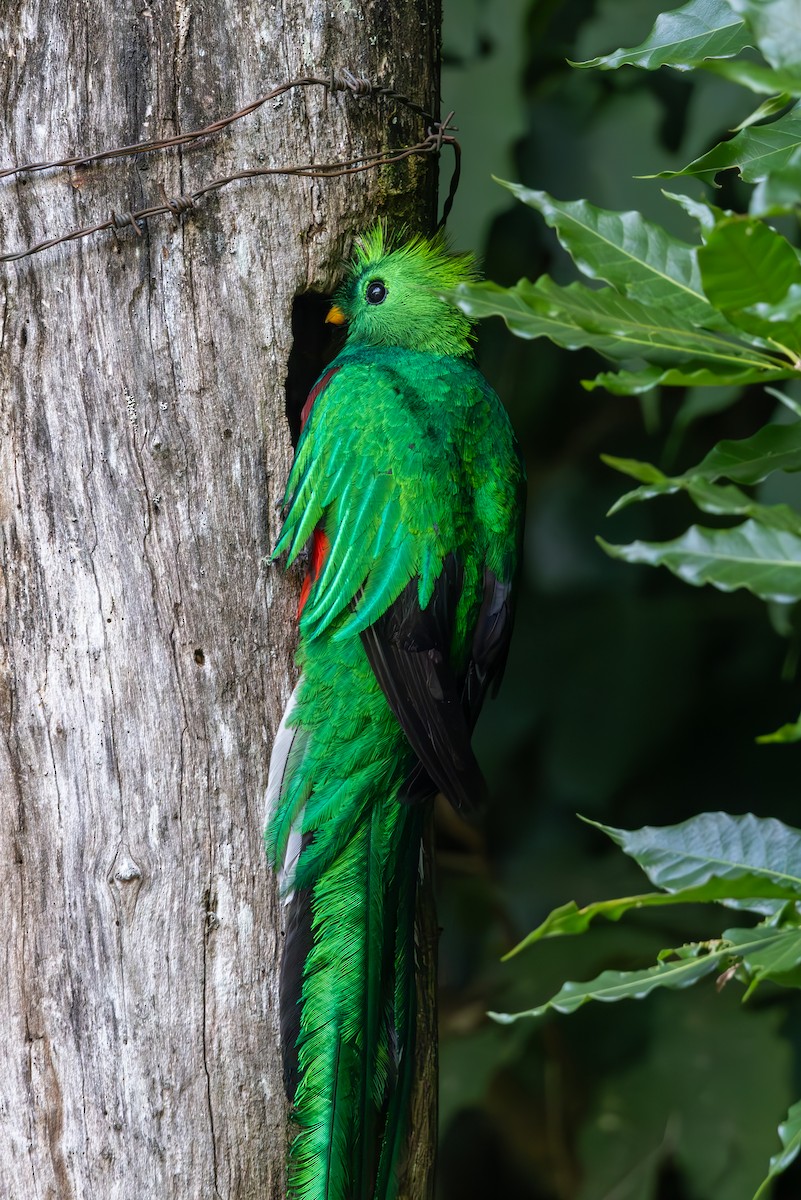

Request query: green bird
[{"left": 266, "top": 225, "right": 525, "bottom": 1200}]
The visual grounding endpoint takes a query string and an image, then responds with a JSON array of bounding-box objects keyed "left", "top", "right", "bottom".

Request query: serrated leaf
[
  {"left": 655, "top": 102, "right": 801, "bottom": 183},
  {"left": 698, "top": 217, "right": 801, "bottom": 309},
  {"left": 753, "top": 1098, "right": 801, "bottom": 1199},
  {"left": 571, "top": 0, "right": 750, "bottom": 72},
  {"left": 506, "top": 875, "right": 801, "bottom": 959},
  {"left": 497, "top": 181, "right": 719, "bottom": 322},
  {"left": 600, "top": 520, "right": 801, "bottom": 601},
  {"left": 587, "top": 812, "right": 801, "bottom": 909},
  {"left": 452, "top": 277, "right": 784, "bottom": 371},
  {"left": 728, "top": 0, "right": 801, "bottom": 72},
  {"left": 490, "top": 944, "right": 721, "bottom": 1023}
]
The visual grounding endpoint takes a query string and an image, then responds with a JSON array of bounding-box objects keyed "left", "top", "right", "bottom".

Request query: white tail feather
[{"left": 266, "top": 677, "right": 306, "bottom": 901}]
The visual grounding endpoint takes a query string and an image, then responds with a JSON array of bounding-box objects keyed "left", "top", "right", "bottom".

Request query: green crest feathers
[
  {"left": 335, "top": 223, "right": 481, "bottom": 357},
  {"left": 351, "top": 222, "right": 479, "bottom": 287}
]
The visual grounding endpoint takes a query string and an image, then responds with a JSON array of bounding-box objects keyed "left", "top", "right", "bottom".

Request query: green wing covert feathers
[{"left": 266, "top": 225, "right": 525, "bottom": 1200}]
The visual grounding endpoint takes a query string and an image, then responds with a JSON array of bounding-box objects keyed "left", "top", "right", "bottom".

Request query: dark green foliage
[{"left": 438, "top": 1, "right": 801, "bottom": 1197}]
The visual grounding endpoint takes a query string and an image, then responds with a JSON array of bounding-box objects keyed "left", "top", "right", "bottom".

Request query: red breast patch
[
  {"left": 297, "top": 527, "right": 331, "bottom": 618},
  {"left": 300, "top": 366, "right": 340, "bottom": 433}
]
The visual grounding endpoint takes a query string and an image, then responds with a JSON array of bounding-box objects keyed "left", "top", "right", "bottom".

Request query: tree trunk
[{"left": 0, "top": 3, "right": 440, "bottom": 1196}]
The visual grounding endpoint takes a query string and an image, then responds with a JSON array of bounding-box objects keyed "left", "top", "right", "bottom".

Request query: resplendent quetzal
[{"left": 266, "top": 225, "right": 525, "bottom": 1200}]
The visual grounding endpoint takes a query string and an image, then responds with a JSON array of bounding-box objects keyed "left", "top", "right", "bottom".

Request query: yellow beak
[{"left": 325, "top": 304, "right": 347, "bottom": 326}]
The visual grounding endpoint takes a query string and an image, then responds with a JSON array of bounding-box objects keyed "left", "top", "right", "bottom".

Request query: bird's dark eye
[{"left": 365, "top": 280, "right": 387, "bottom": 305}]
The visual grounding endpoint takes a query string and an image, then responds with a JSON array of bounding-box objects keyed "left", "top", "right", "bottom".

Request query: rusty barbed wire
[
  {"left": 0, "top": 70, "right": 435, "bottom": 182},
  {"left": 0, "top": 115, "right": 459, "bottom": 264},
  {"left": 0, "top": 72, "right": 458, "bottom": 264}
]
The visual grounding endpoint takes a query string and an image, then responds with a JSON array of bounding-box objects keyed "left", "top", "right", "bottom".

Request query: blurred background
[{"left": 434, "top": 2, "right": 801, "bottom": 1197}]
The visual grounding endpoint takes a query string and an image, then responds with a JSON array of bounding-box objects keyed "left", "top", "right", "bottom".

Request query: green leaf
[
  {"left": 602, "top": 455, "right": 669, "bottom": 487},
  {"left": 728, "top": 0, "right": 801, "bottom": 72},
  {"left": 490, "top": 943, "right": 721, "bottom": 1022},
  {"left": 725, "top": 924, "right": 801, "bottom": 988},
  {"left": 452, "top": 277, "right": 784, "bottom": 372},
  {"left": 494, "top": 925, "right": 801, "bottom": 1023},
  {"left": 719, "top": 291, "right": 801, "bottom": 356},
  {"left": 571, "top": 0, "right": 750, "bottom": 72},
  {"left": 599, "top": 520, "right": 801, "bottom": 602},
  {"left": 750, "top": 146, "right": 801, "bottom": 213},
  {"left": 682, "top": 420, "right": 801, "bottom": 484},
  {"left": 767, "top": 386, "right": 801, "bottom": 418},
  {"left": 753, "top": 1098, "right": 801, "bottom": 1199},
  {"left": 680, "top": 479, "right": 801, "bottom": 531},
  {"left": 584, "top": 360, "right": 781, "bottom": 394},
  {"left": 696, "top": 218, "right": 801, "bottom": 354},
  {"left": 698, "top": 217, "right": 801, "bottom": 310},
  {"left": 497, "top": 181, "right": 720, "bottom": 322},
  {"left": 662, "top": 189, "right": 729, "bottom": 235},
  {"left": 506, "top": 875, "right": 801, "bottom": 958},
  {"left": 602, "top": 443, "right": 801, "bottom": 532},
  {"left": 703, "top": 57, "right": 801, "bottom": 98},
  {"left": 731, "top": 92, "right": 796, "bottom": 132},
  {"left": 606, "top": 465, "right": 801, "bottom": 536},
  {"left": 757, "top": 710, "right": 801, "bottom": 742},
  {"left": 655, "top": 102, "right": 801, "bottom": 183},
  {"left": 601, "top": 421, "right": 801, "bottom": 530},
  {"left": 587, "top": 812, "right": 801, "bottom": 907}
]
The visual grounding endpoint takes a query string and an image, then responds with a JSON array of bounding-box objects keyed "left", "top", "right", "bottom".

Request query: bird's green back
[{"left": 266, "top": 225, "right": 525, "bottom": 1200}]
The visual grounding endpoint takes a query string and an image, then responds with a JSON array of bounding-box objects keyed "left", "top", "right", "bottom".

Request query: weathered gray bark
[{"left": 0, "top": 2, "right": 439, "bottom": 1196}]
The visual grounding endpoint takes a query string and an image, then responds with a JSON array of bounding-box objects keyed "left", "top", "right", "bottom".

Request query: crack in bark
[{"left": 201, "top": 878, "right": 223, "bottom": 1200}]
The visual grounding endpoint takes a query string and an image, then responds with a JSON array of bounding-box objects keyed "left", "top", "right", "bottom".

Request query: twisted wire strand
[
  {"left": 0, "top": 72, "right": 458, "bottom": 263},
  {"left": 0, "top": 71, "right": 434, "bottom": 182}
]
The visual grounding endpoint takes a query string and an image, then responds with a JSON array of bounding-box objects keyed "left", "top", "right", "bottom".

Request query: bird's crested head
[{"left": 328, "top": 224, "right": 479, "bottom": 357}]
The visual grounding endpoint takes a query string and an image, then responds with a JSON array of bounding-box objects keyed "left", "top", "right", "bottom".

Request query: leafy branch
[
  {"left": 491, "top": 813, "right": 801, "bottom": 1198},
  {"left": 454, "top": 3, "right": 801, "bottom": 1194},
  {"left": 452, "top": 0, "right": 801, "bottom": 743}
]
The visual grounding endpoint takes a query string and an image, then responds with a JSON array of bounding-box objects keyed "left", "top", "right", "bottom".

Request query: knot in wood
[{"left": 110, "top": 847, "right": 143, "bottom": 885}]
